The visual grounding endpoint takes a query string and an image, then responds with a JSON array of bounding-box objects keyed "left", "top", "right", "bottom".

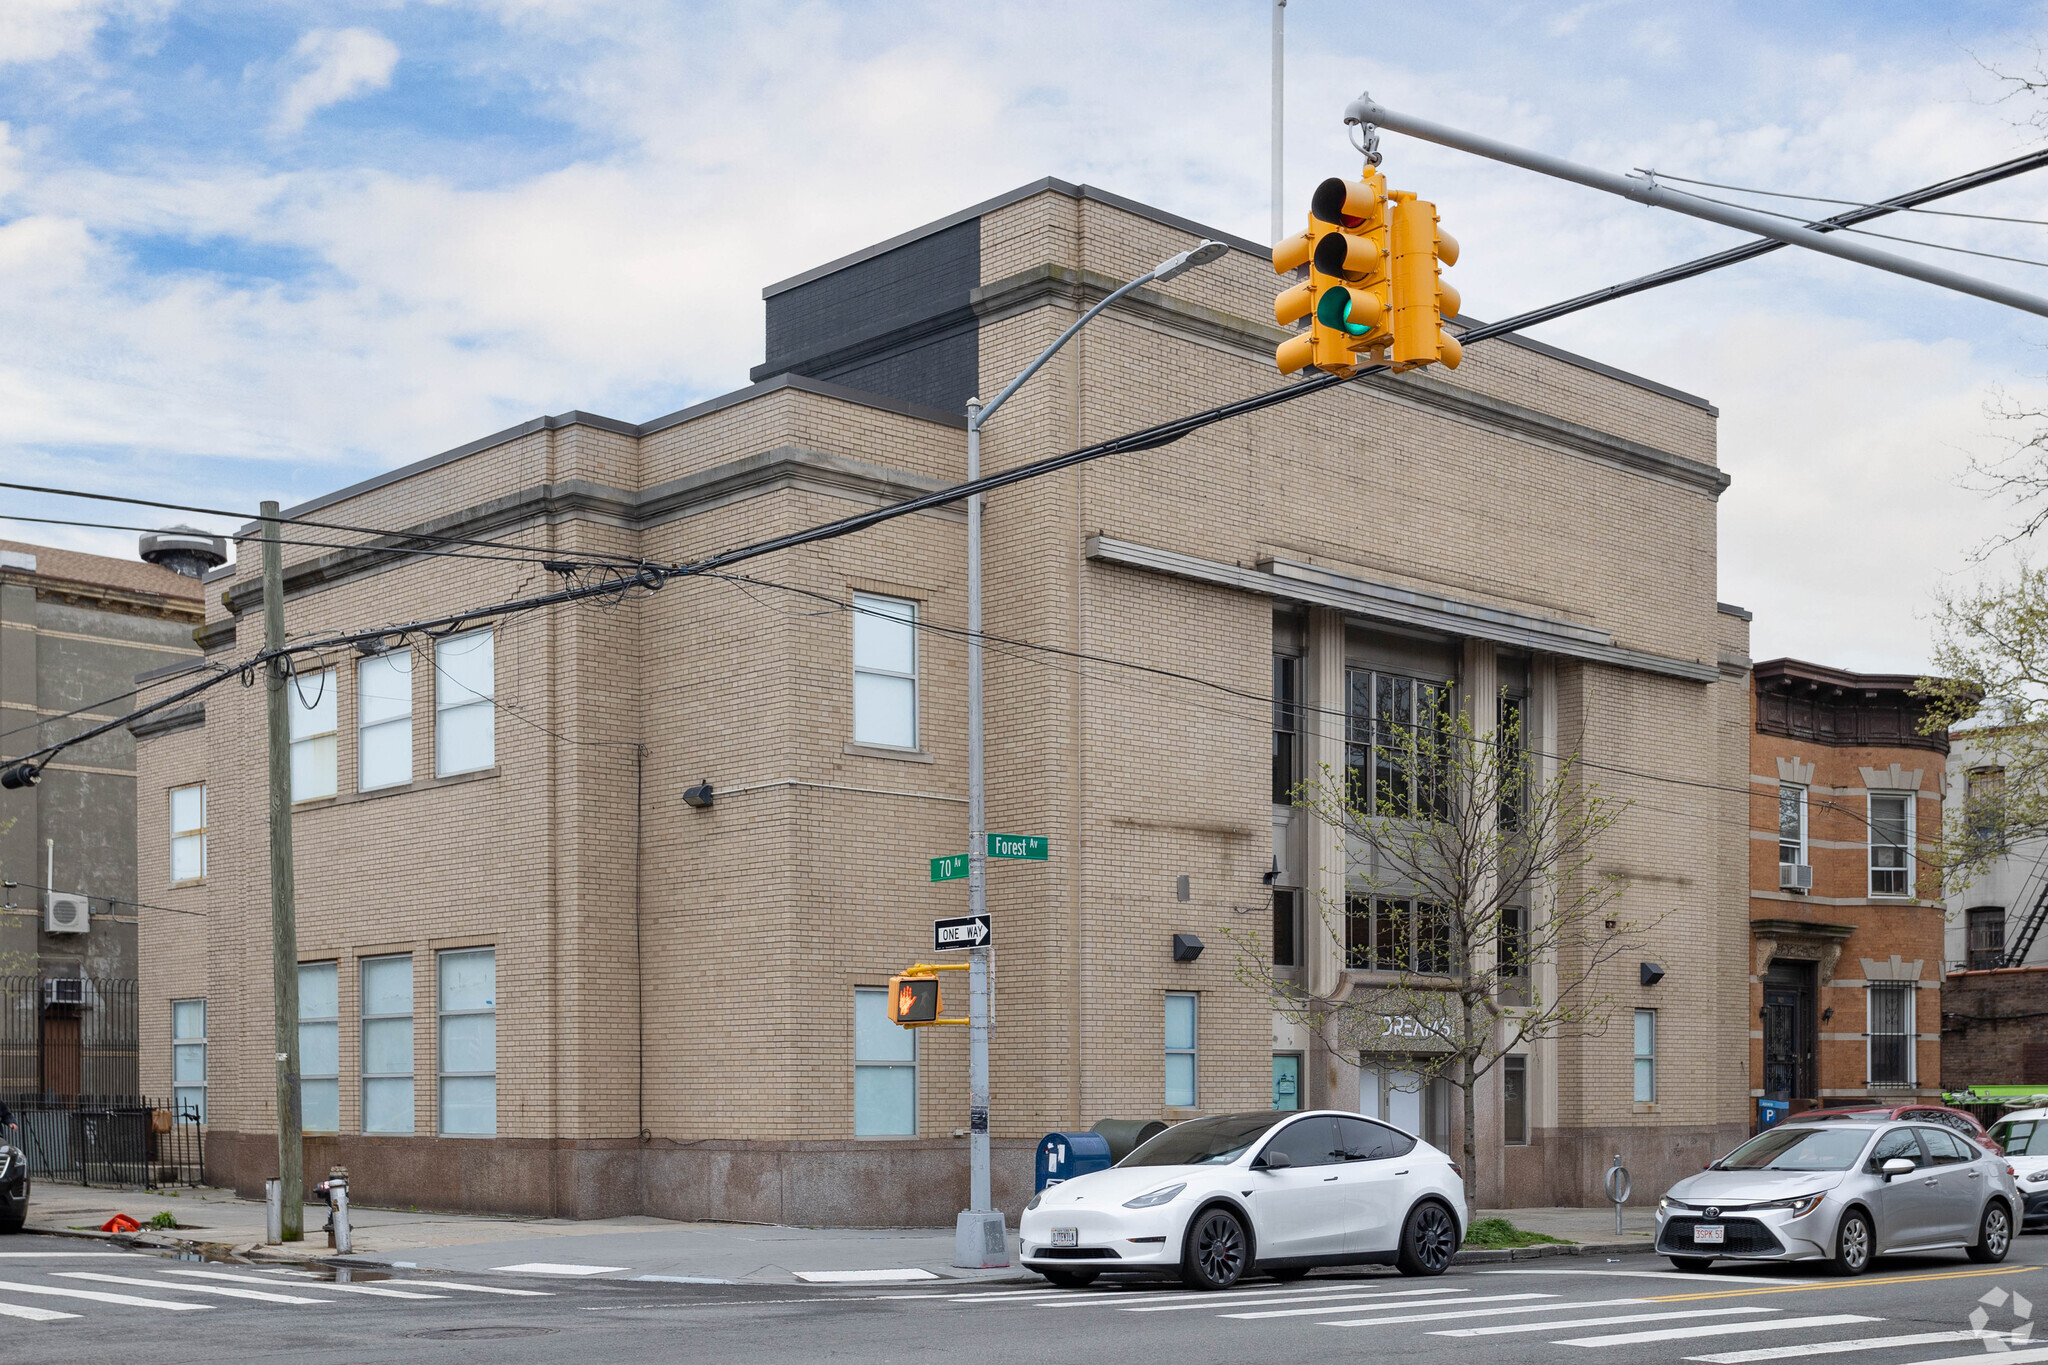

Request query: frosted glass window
[
  {"left": 854, "top": 987, "right": 916, "bottom": 1136},
  {"left": 852, "top": 594, "right": 917, "bottom": 749},
  {"left": 435, "top": 630, "right": 495, "bottom": 777},
  {"left": 172, "top": 998, "right": 206, "bottom": 1121},
  {"left": 288, "top": 668, "right": 338, "bottom": 801},
  {"left": 299, "top": 962, "right": 339, "bottom": 1134},
  {"left": 358, "top": 651, "right": 413, "bottom": 790},
  {"left": 1165, "top": 993, "right": 1198, "bottom": 1107},
  {"left": 170, "top": 784, "right": 206, "bottom": 882},
  {"left": 1633, "top": 1008, "right": 1657, "bottom": 1103},
  {"left": 361, "top": 955, "right": 414, "bottom": 1135},
  {"left": 438, "top": 948, "right": 496, "bottom": 1135}
]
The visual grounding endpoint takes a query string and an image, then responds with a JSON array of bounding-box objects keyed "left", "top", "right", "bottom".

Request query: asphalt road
[{"left": 8, "top": 1232, "right": 2048, "bottom": 1363}]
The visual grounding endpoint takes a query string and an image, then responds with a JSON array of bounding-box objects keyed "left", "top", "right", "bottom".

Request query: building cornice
[
  {"left": 223, "top": 446, "right": 962, "bottom": 615},
  {"left": 129, "top": 702, "right": 205, "bottom": 741},
  {"left": 1084, "top": 535, "right": 1720, "bottom": 683},
  {"left": 973, "top": 264, "right": 1729, "bottom": 500}
]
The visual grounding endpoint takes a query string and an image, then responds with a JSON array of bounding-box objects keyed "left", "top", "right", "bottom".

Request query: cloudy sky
[{"left": 3, "top": 0, "right": 2047, "bottom": 670}]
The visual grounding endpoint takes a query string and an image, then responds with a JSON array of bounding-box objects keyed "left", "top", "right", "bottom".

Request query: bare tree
[{"left": 1233, "top": 700, "right": 1641, "bottom": 1209}]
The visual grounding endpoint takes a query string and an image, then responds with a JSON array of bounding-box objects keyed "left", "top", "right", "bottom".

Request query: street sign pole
[{"left": 955, "top": 397, "right": 1004, "bottom": 1270}]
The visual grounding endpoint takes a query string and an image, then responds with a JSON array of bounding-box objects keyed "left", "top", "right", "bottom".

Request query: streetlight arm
[{"left": 974, "top": 242, "right": 1227, "bottom": 428}]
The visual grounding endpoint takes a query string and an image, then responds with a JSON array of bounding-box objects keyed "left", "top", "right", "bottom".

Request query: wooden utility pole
[{"left": 261, "top": 501, "right": 303, "bottom": 1241}]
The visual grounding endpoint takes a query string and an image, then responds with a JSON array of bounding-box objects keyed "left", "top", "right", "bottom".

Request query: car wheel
[
  {"left": 1395, "top": 1200, "right": 1459, "bottom": 1277},
  {"left": 1968, "top": 1202, "right": 2013, "bottom": 1264},
  {"left": 1268, "top": 1266, "right": 1311, "bottom": 1282},
  {"left": 1669, "top": 1256, "right": 1714, "bottom": 1273},
  {"left": 1181, "top": 1207, "right": 1249, "bottom": 1290},
  {"left": 0, "top": 1194, "right": 23, "bottom": 1236},
  {"left": 1039, "top": 1269, "right": 1098, "bottom": 1289},
  {"left": 1830, "top": 1209, "right": 1873, "bottom": 1276}
]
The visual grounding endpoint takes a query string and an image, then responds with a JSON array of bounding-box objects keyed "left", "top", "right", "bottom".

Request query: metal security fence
[
  {"left": 6, "top": 1094, "right": 203, "bottom": 1188},
  {"left": 0, "top": 975, "right": 139, "bottom": 1100}
]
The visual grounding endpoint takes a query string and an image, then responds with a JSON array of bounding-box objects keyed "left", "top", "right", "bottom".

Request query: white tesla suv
[{"left": 1018, "top": 1109, "right": 1468, "bottom": 1289}]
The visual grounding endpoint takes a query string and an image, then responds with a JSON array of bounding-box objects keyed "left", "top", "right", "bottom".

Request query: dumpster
[
  {"left": 1090, "top": 1118, "right": 1169, "bottom": 1164},
  {"left": 1036, "top": 1131, "right": 1113, "bottom": 1192}
]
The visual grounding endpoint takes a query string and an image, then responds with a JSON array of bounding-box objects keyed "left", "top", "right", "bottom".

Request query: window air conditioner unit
[
  {"left": 45, "top": 892, "right": 88, "bottom": 934},
  {"left": 1779, "top": 863, "right": 1813, "bottom": 892},
  {"left": 44, "top": 977, "right": 85, "bottom": 1006}
]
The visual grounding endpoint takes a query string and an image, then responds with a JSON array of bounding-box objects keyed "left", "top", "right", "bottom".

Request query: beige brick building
[{"left": 134, "top": 178, "right": 1755, "bottom": 1222}]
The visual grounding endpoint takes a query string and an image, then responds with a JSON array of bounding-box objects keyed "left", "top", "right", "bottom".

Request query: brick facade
[
  {"left": 1748, "top": 658, "right": 1949, "bottom": 1120},
  {"left": 134, "top": 178, "right": 1752, "bottom": 1222}
]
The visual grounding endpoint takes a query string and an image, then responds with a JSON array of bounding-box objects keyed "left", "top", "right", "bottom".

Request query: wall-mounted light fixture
[
  {"left": 1262, "top": 856, "right": 1279, "bottom": 887},
  {"left": 1640, "top": 962, "right": 1665, "bottom": 987},
  {"left": 682, "top": 781, "right": 714, "bottom": 809},
  {"left": 1173, "top": 933, "right": 1205, "bottom": 963},
  {"left": 1821, "top": 1007, "right": 1834, "bottom": 1023}
]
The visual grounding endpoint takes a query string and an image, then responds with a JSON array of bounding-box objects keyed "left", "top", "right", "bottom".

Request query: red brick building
[{"left": 1750, "top": 658, "right": 1948, "bottom": 1118}]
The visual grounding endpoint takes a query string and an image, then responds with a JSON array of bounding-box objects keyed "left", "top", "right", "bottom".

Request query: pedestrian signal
[{"left": 888, "top": 973, "right": 941, "bottom": 1026}]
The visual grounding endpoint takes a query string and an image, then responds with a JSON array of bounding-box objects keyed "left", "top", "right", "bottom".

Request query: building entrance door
[
  {"left": 1762, "top": 960, "right": 1816, "bottom": 1103},
  {"left": 41, "top": 1010, "right": 81, "bottom": 1100}
]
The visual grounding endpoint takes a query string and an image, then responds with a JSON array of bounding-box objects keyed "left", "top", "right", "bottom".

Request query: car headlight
[
  {"left": 1025, "top": 1192, "right": 1043, "bottom": 1211},
  {"left": 1123, "top": 1183, "right": 1186, "bottom": 1209},
  {"left": 1657, "top": 1196, "right": 1672, "bottom": 1214},
  {"left": 2027, "top": 1170, "right": 2048, "bottom": 1185},
  {"left": 1765, "top": 1193, "right": 1826, "bottom": 1217}
]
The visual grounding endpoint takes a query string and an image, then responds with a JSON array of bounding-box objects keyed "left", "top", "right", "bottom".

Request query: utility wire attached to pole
[{"left": 6, "top": 147, "right": 2045, "bottom": 795}]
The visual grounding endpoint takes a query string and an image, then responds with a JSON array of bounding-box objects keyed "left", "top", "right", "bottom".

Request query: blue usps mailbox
[{"left": 1036, "top": 1131, "right": 1112, "bottom": 1192}]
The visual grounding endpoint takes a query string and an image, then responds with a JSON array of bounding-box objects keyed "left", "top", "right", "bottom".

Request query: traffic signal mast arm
[
  {"left": 5, "top": 150, "right": 2041, "bottom": 794},
  {"left": 1344, "top": 91, "right": 2048, "bottom": 321}
]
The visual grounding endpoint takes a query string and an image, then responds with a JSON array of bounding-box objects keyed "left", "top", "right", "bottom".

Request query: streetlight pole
[{"left": 952, "top": 240, "right": 1229, "bottom": 1270}]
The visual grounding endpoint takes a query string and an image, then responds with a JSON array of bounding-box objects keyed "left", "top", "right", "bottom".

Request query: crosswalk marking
[
  {"left": 491, "top": 1262, "right": 625, "bottom": 1276},
  {"left": 1034, "top": 1281, "right": 1437, "bottom": 1310},
  {"left": 54, "top": 1272, "right": 327, "bottom": 1305},
  {"left": 0, "top": 1252, "right": 144, "bottom": 1259},
  {"left": 1125, "top": 1285, "right": 1468, "bottom": 1314},
  {"left": 1555, "top": 1314, "right": 1881, "bottom": 1347},
  {"left": 1687, "top": 1330, "right": 2020, "bottom": 1363},
  {"left": 946, "top": 1287, "right": 1070, "bottom": 1300},
  {"left": 1226, "top": 1291, "right": 1551, "bottom": 1322},
  {"left": 0, "top": 1278, "right": 208, "bottom": 1311},
  {"left": 1433, "top": 1306, "right": 1777, "bottom": 1337},
  {"left": 1318, "top": 1296, "right": 1643, "bottom": 1328},
  {"left": 395, "top": 1279, "right": 553, "bottom": 1297},
  {"left": 1873, "top": 1346, "right": 2048, "bottom": 1365},
  {"left": 0, "top": 1301, "right": 80, "bottom": 1322},
  {"left": 160, "top": 1269, "right": 444, "bottom": 1300}
]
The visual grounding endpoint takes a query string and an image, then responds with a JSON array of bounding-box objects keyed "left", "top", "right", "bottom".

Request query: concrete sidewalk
[{"left": 22, "top": 1183, "right": 1656, "bottom": 1284}]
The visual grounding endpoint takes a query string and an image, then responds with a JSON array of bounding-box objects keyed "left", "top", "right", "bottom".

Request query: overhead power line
[
  {"left": 1645, "top": 170, "right": 2048, "bottom": 227},
  {"left": 9, "top": 147, "right": 2045, "bottom": 784}
]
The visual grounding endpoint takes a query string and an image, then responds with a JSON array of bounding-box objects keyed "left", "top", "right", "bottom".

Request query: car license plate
[
  {"left": 1694, "top": 1224, "right": 1724, "bottom": 1245},
  {"left": 1051, "top": 1228, "right": 1079, "bottom": 1248}
]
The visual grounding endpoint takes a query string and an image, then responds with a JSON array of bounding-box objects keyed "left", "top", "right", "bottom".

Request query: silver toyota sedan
[{"left": 1656, "top": 1120, "right": 2019, "bottom": 1275}]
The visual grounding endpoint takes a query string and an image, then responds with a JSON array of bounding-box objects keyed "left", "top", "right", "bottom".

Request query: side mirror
[
  {"left": 1881, "top": 1157, "right": 1917, "bottom": 1182},
  {"left": 1255, "top": 1150, "right": 1292, "bottom": 1171}
]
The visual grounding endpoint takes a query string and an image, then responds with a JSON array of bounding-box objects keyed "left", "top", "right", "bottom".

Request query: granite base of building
[
  {"left": 202, "top": 1122, "right": 1749, "bottom": 1225},
  {"left": 205, "top": 1132, "right": 1041, "bottom": 1226}
]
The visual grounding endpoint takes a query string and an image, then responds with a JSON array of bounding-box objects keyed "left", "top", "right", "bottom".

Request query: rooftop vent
[{"left": 138, "top": 525, "right": 228, "bottom": 579}]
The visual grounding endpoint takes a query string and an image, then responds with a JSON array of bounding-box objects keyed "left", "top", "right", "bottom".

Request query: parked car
[
  {"left": 1784, "top": 1103, "right": 2000, "bottom": 1154},
  {"left": 1987, "top": 1107, "right": 2048, "bottom": 1232},
  {"left": 0, "top": 1115, "right": 25, "bottom": 1235},
  {"left": 1016, "top": 1110, "right": 1466, "bottom": 1290},
  {"left": 1657, "top": 1120, "right": 2018, "bottom": 1275}
]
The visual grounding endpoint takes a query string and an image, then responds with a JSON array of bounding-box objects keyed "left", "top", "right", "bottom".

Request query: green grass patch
[
  {"left": 147, "top": 1211, "right": 179, "bottom": 1230},
  {"left": 1462, "top": 1217, "right": 1573, "bottom": 1249}
]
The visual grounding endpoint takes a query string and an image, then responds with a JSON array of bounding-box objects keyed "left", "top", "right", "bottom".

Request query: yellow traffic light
[
  {"left": 1271, "top": 172, "right": 1392, "bottom": 376},
  {"left": 1388, "top": 191, "right": 1462, "bottom": 371},
  {"left": 888, "top": 972, "right": 941, "bottom": 1026}
]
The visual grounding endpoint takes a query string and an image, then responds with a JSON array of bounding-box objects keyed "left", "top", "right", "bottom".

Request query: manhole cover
[{"left": 410, "top": 1327, "right": 559, "bottom": 1341}]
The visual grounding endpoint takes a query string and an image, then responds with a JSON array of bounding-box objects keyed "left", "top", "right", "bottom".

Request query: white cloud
[
  {"left": 271, "top": 27, "right": 399, "bottom": 137},
  {"left": 0, "top": 0, "right": 2043, "bottom": 678},
  {"left": 0, "top": 0, "right": 155, "bottom": 65}
]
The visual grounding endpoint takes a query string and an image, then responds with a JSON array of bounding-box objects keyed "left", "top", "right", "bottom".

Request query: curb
[{"left": 1453, "top": 1238, "right": 1655, "bottom": 1264}]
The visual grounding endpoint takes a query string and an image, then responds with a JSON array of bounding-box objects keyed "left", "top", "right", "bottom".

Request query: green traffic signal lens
[{"left": 1317, "top": 286, "right": 1371, "bottom": 337}]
